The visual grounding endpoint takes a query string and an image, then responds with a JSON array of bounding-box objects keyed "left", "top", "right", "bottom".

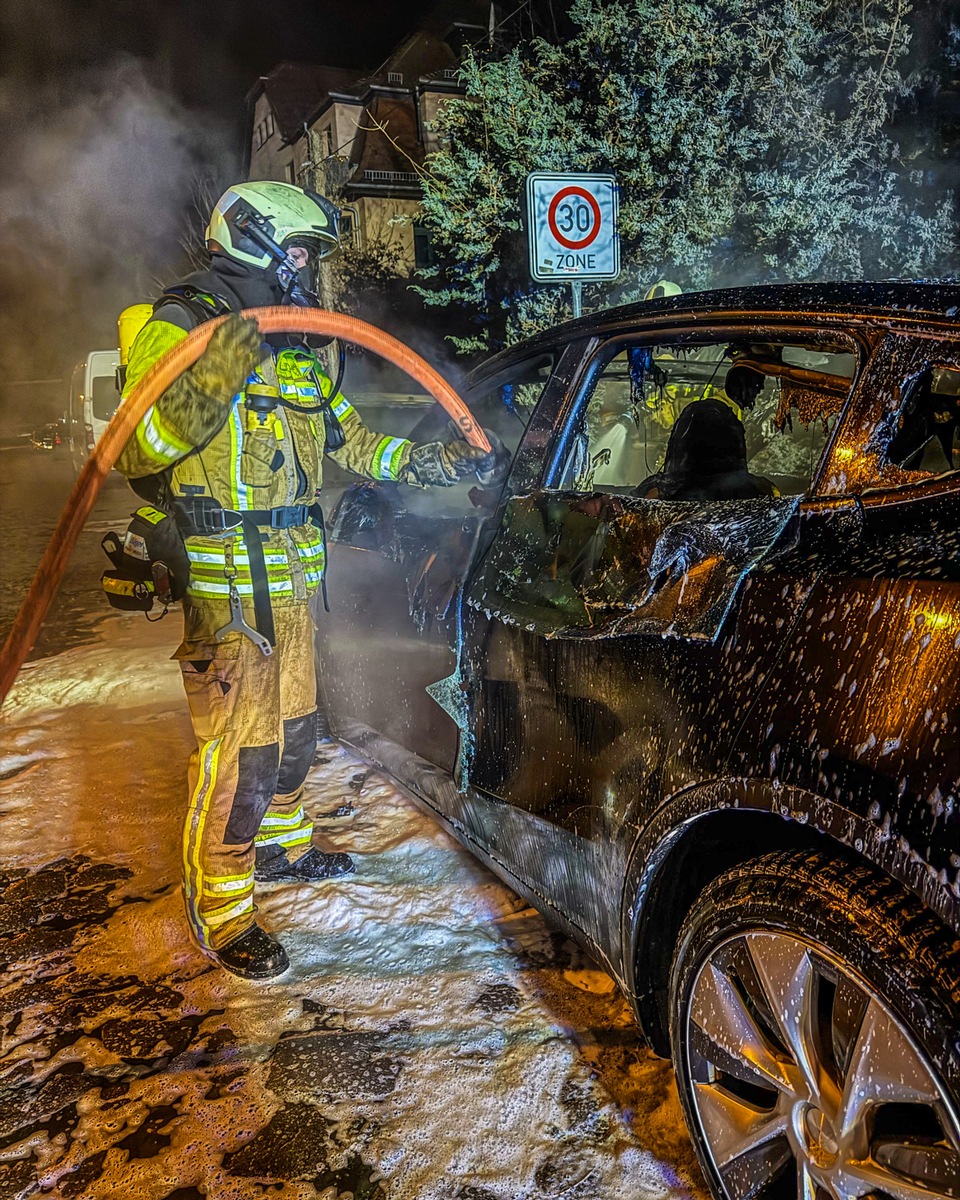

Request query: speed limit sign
[{"left": 526, "top": 172, "right": 620, "bottom": 282}]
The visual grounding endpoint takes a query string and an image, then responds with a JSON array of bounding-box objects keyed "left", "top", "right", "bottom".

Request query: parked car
[
  {"left": 29, "top": 420, "right": 63, "bottom": 450},
  {"left": 316, "top": 282, "right": 960, "bottom": 1200}
]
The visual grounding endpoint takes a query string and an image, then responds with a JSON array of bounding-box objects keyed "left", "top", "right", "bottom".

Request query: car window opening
[
  {"left": 557, "top": 338, "right": 857, "bottom": 500},
  {"left": 886, "top": 363, "right": 960, "bottom": 476}
]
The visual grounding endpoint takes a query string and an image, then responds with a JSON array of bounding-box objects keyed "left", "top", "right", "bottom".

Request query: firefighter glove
[
  {"left": 157, "top": 315, "right": 263, "bottom": 448},
  {"left": 405, "top": 439, "right": 492, "bottom": 487},
  {"left": 192, "top": 314, "right": 262, "bottom": 401}
]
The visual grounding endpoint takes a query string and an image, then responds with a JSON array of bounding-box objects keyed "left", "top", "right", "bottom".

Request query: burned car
[{"left": 317, "top": 282, "right": 960, "bottom": 1199}]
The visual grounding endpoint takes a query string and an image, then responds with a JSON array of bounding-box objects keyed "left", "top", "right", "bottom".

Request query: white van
[{"left": 66, "top": 349, "right": 119, "bottom": 471}]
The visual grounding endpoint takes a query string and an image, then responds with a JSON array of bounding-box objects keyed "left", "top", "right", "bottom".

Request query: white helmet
[{"left": 206, "top": 181, "right": 340, "bottom": 270}]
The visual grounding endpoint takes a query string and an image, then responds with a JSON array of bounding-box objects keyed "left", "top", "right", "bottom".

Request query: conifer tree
[{"left": 416, "top": 0, "right": 956, "bottom": 352}]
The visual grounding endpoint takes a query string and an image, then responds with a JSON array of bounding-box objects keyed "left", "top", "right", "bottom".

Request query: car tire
[{"left": 668, "top": 849, "right": 960, "bottom": 1200}]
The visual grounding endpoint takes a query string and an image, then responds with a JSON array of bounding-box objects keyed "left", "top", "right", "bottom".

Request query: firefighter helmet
[
  {"left": 206, "top": 181, "right": 340, "bottom": 270},
  {"left": 644, "top": 280, "right": 682, "bottom": 300}
]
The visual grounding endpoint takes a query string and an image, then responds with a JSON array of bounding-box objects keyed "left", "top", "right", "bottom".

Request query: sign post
[{"left": 526, "top": 172, "right": 620, "bottom": 316}]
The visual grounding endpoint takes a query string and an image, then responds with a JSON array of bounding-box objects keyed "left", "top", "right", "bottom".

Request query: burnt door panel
[
  {"left": 469, "top": 492, "right": 799, "bottom": 640},
  {"left": 459, "top": 490, "right": 809, "bottom": 955},
  {"left": 319, "top": 482, "right": 482, "bottom": 773}
]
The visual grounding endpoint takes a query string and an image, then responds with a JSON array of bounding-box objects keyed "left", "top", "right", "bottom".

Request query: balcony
[{"left": 363, "top": 170, "right": 419, "bottom": 184}]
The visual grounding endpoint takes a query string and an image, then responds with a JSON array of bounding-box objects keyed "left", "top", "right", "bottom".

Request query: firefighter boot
[
  {"left": 214, "top": 923, "right": 290, "bottom": 981},
  {"left": 254, "top": 844, "right": 356, "bottom": 883}
]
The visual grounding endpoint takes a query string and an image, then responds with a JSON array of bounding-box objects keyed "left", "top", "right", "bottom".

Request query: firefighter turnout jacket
[
  {"left": 115, "top": 298, "right": 418, "bottom": 953},
  {"left": 116, "top": 313, "right": 414, "bottom": 623}
]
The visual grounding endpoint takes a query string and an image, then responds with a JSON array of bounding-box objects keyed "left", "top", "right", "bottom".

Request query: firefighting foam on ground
[{"left": 0, "top": 604, "right": 701, "bottom": 1198}]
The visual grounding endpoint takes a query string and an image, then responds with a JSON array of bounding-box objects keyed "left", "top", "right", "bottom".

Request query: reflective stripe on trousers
[{"left": 178, "top": 600, "right": 318, "bottom": 951}]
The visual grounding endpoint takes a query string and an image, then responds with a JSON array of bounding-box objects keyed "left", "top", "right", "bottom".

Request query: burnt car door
[
  {"left": 318, "top": 346, "right": 563, "bottom": 775},
  {"left": 456, "top": 327, "right": 864, "bottom": 959}
]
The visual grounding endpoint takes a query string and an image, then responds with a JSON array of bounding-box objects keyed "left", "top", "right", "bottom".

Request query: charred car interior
[{"left": 317, "top": 283, "right": 960, "bottom": 1199}]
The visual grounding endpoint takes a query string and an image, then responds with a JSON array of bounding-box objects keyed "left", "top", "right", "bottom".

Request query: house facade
[{"left": 245, "top": 5, "right": 489, "bottom": 279}]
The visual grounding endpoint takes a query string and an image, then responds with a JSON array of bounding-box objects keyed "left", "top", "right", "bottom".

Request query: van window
[{"left": 91, "top": 375, "right": 119, "bottom": 422}]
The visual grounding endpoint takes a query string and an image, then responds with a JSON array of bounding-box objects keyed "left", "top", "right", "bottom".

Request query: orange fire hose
[{"left": 0, "top": 308, "right": 490, "bottom": 706}]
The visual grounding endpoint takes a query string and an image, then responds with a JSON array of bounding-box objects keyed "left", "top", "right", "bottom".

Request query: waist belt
[
  {"left": 172, "top": 499, "right": 328, "bottom": 646},
  {"left": 173, "top": 498, "right": 313, "bottom": 535}
]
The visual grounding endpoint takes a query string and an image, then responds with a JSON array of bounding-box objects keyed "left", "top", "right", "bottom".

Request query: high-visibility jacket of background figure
[{"left": 116, "top": 181, "right": 492, "bottom": 980}]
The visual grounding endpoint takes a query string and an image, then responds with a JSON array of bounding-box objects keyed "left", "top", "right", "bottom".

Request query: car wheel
[{"left": 669, "top": 850, "right": 960, "bottom": 1200}]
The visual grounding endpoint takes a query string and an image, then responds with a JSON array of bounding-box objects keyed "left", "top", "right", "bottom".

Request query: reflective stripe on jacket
[{"left": 115, "top": 317, "right": 414, "bottom": 603}]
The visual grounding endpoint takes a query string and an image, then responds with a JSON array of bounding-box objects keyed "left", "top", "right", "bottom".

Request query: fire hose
[{"left": 0, "top": 308, "right": 491, "bottom": 707}]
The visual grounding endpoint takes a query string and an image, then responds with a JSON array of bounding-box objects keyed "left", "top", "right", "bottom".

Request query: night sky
[{"left": 5, "top": 1, "right": 447, "bottom": 121}]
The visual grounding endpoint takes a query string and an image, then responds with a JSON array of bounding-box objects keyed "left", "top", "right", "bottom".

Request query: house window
[
  {"left": 253, "top": 111, "right": 276, "bottom": 150},
  {"left": 335, "top": 209, "right": 361, "bottom": 250},
  {"left": 413, "top": 223, "right": 436, "bottom": 269},
  {"left": 388, "top": 71, "right": 403, "bottom": 84}
]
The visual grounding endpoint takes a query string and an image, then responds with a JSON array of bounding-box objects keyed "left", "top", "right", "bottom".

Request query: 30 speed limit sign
[{"left": 526, "top": 172, "right": 620, "bottom": 282}]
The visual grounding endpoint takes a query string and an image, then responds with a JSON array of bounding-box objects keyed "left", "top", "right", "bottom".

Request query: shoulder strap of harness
[{"left": 154, "top": 285, "right": 234, "bottom": 327}]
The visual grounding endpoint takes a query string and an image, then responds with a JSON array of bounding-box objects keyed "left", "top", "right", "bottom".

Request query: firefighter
[
  {"left": 641, "top": 279, "right": 750, "bottom": 424},
  {"left": 643, "top": 279, "right": 682, "bottom": 301},
  {"left": 116, "top": 181, "right": 489, "bottom": 980}
]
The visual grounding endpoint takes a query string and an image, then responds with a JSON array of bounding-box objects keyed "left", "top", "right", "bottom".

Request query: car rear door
[{"left": 727, "top": 333, "right": 960, "bottom": 925}]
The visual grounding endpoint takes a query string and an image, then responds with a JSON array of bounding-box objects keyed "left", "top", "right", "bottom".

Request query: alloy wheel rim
[{"left": 684, "top": 929, "right": 960, "bottom": 1199}]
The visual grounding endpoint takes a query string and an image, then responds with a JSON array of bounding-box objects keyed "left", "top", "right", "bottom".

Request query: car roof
[{"left": 467, "top": 280, "right": 960, "bottom": 387}]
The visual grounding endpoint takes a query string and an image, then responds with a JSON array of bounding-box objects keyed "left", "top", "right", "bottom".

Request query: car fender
[{"left": 620, "top": 774, "right": 960, "bottom": 1053}]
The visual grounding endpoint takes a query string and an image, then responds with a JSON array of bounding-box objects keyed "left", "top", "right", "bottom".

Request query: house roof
[
  {"left": 360, "top": 30, "right": 458, "bottom": 88},
  {"left": 250, "top": 62, "right": 364, "bottom": 143}
]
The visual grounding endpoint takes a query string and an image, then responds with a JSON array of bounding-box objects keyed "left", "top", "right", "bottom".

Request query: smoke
[{"left": 0, "top": 54, "right": 234, "bottom": 416}]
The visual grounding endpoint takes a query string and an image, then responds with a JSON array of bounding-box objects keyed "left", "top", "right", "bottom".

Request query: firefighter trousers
[{"left": 175, "top": 598, "right": 318, "bottom": 951}]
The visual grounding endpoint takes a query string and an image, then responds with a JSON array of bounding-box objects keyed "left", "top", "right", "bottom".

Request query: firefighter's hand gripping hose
[{"left": 0, "top": 308, "right": 491, "bottom": 707}]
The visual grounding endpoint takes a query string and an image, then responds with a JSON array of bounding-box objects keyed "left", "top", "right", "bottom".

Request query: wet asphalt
[{"left": 0, "top": 444, "right": 132, "bottom": 661}]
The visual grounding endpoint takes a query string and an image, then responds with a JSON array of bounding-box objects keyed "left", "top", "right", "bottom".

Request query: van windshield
[{"left": 92, "top": 375, "right": 119, "bottom": 421}]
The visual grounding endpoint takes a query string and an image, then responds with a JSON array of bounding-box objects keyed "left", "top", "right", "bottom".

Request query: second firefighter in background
[{"left": 116, "top": 181, "right": 492, "bottom": 980}]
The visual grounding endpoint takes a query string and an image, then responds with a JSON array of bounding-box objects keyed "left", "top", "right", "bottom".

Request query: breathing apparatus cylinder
[{"left": 117, "top": 304, "right": 153, "bottom": 392}]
